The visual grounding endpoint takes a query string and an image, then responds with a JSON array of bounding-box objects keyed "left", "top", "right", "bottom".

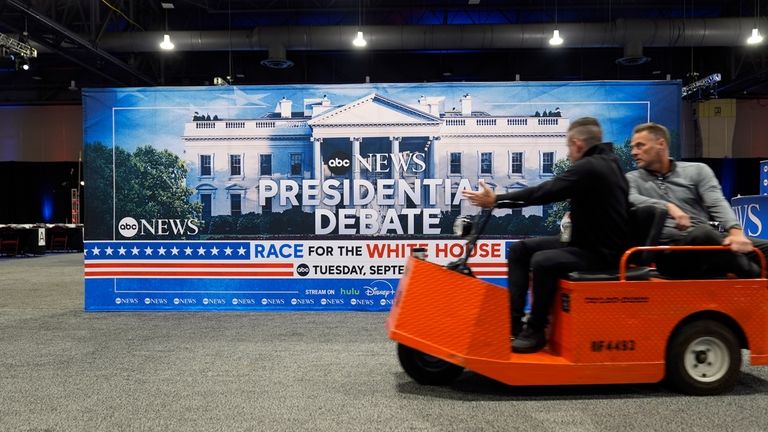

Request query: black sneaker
[
  {"left": 512, "top": 326, "right": 546, "bottom": 354},
  {"left": 512, "top": 318, "right": 525, "bottom": 338}
]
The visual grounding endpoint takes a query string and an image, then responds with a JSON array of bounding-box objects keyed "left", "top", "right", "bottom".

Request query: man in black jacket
[{"left": 463, "top": 117, "right": 629, "bottom": 353}]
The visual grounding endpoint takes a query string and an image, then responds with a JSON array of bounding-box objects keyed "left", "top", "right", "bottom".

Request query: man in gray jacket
[{"left": 626, "top": 122, "right": 767, "bottom": 277}]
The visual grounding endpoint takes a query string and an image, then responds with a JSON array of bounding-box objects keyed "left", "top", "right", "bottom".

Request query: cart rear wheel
[
  {"left": 397, "top": 343, "right": 464, "bottom": 385},
  {"left": 666, "top": 320, "right": 741, "bottom": 395}
]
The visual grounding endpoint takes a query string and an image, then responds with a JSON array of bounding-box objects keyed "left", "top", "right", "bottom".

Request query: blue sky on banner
[{"left": 83, "top": 81, "right": 681, "bottom": 156}]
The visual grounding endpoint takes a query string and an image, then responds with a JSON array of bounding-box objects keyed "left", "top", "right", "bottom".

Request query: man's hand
[
  {"left": 667, "top": 203, "right": 691, "bottom": 230},
  {"left": 462, "top": 179, "right": 496, "bottom": 208},
  {"left": 723, "top": 228, "right": 754, "bottom": 253}
]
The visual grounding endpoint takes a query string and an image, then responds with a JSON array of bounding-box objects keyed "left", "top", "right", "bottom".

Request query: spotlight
[
  {"left": 352, "top": 31, "right": 367, "bottom": 47},
  {"left": 17, "top": 56, "right": 30, "bottom": 71},
  {"left": 549, "top": 29, "right": 564, "bottom": 46},
  {"left": 747, "top": 28, "right": 764, "bottom": 45},
  {"left": 159, "top": 33, "right": 175, "bottom": 50}
]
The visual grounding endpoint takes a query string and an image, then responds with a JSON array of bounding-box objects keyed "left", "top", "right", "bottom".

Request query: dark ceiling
[{"left": 0, "top": 0, "right": 766, "bottom": 104}]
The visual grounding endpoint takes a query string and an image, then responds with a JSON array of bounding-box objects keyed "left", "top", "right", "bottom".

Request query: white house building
[{"left": 182, "top": 93, "right": 569, "bottom": 223}]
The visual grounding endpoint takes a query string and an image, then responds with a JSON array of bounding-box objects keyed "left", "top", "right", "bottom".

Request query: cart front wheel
[
  {"left": 397, "top": 343, "right": 464, "bottom": 385},
  {"left": 666, "top": 320, "right": 741, "bottom": 395}
]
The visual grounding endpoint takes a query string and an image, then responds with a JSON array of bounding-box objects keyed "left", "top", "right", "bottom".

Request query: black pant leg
[
  {"left": 746, "top": 237, "right": 768, "bottom": 275},
  {"left": 658, "top": 225, "right": 758, "bottom": 278},
  {"left": 657, "top": 225, "right": 711, "bottom": 277},
  {"left": 526, "top": 247, "right": 607, "bottom": 331},
  {"left": 507, "top": 236, "right": 561, "bottom": 323}
]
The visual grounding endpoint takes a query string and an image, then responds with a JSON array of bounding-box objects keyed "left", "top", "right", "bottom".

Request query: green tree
[
  {"left": 83, "top": 142, "right": 116, "bottom": 239},
  {"left": 614, "top": 139, "right": 636, "bottom": 172},
  {"left": 208, "top": 215, "right": 238, "bottom": 235},
  {"left": 84, "top": 143, "right": 201, "bottom": 239},
  {"left": 544, "top": 158, "right": 572, "bottom": 231},
  {"left": 117, "top": 146, "right": 200, "bottom": 224},
  {"left": 235, "top": 212, "right": 265, "bottom": 235},
  {"left": 271, "top": 207, "right": 314, "bottom": 235},
  {"left": 543, "top": 141, "right": 636, "bottom": 232},
  {"left": 437, "top": 211, "right": 464, "bottom": 235}
]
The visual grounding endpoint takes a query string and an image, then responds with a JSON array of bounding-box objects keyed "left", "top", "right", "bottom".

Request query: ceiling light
[
  {"left": 548, "top": 0, "right": 563, "bottom": 46},
  {"left": 549, "top": 29, "right": 563, "bottom": 46},
  {"left": 159, "top": 33, "right": 175, "bottom": 50},
  {"left": 353, "top": 31, "right": 367, "bottom": 47},
  {"left": 353, "top": 0, "right": 367, "bottom": 48},
  {"left": 16, "top": 56, "right": 30, "bottom": 71},
  {"left": 747, "top": 28, "right": 764, "bottom": 45},
  {"left": 159, "top": 8, "right": 175, "bottom": 50}
]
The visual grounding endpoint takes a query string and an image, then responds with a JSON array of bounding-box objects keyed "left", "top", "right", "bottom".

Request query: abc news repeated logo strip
[
  {"left": 86, "top": 277, "right": 397, "bottom": 311},
  {"left": 106, "top": 295, "right": 394, "bottom": 311}
]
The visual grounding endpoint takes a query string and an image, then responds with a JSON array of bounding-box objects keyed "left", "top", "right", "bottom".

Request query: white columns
[
  {"left": 428, "top": 136, "right": 441, "bottom": 208},
  {"left": 312, "top": 137, "right": 323, "bottom": 180},
  {"left": 428, "top": 136, "right": 440, "bottom": 179},
  {"left": 390, "top": 136, "right": 402, "bottom": 212},
  {"left": 389, "top": 136, "right": 401, "bottom": 180},
  {"left": 350, "top": 137, "right": 362, "bottom": 181},
  {"left": 312, "top": 137, "right": 325, "bottom": 210},
  {"left": 350, "top": 137, "right": 362, "bottom": 210}
]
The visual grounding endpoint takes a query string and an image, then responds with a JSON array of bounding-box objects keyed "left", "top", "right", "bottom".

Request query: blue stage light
[
  {"left": 720, "top": 158, "right": 735, "bottom": 200},
  {"left": 42, "top": 194, "right": 53, "bottom": 222}
]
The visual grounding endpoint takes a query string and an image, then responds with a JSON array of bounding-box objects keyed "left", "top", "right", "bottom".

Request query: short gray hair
[
  {"left": 567, "top": 117, "right": 602, "bottom": 147},
  {"left": 632, "top": 122, "right": 670, "bottom": 145}
]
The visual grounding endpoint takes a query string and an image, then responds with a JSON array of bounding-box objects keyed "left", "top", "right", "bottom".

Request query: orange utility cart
[{"left": 388, "top": 246, "right": 768, "bottom": 395}]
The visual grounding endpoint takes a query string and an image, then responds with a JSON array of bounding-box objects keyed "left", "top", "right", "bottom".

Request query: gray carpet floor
[{"left": 2, "top": 253, "right": 768, "bottom": 432}]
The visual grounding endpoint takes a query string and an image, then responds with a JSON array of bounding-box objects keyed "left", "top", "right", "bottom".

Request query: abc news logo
[
  {"left": 296, "top": 264, "right": 310, "bottom": 277},
  {"left": 118, "top": 216, "right": 199, "bottom": 238},
  {"left": 115, "top": 297, "right": 139, "bottom": 305},
  {"left": 350, "top": 299, "right": 374, "bottom": 306},
  {"left": 118, "top": 217, "right": 140, "bottom": 238},
  {"left": 326, "top": 151, "right": 351, "bottom": 176}
]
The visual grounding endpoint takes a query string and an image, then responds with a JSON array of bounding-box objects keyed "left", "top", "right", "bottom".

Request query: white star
[
  {"left": 91, "top": 246, "right": 101, "bottom": 256},
  {"left": 144, "top": 246, "right": 153, "bottom": 256},
  {"left": 210, "top": 246, "right": 220, "bottom": 256},
  {"left": 170, "top": 246, "right": 179, "bottom": 255},
  {"left": 237, "top": 246, "right": 247, "bottom": 256},
  {"left": 118, "top": 246, "right": 127, "bottom": 255},
  {"left": 131, "top": 247, "right": 140, "bottom": 255},
  {"left": 157, "top": 246, "right": 167, "bottom": 256},
  {"left": 105, "top": 247, "right": 114, "bottom": 255},
  {"left": 224, "top": 247, "right": 233, "bottom": 256},
  {"left": 184, "top": 247, "right": 193, "bottom": 255},
  {"left": 197, "top": 246, "right": 207, "bottom": 256}
]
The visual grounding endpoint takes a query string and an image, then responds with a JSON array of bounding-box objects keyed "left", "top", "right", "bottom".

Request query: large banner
[
  {"left": 83, "top": 81, "right": 680, "bottom": 311},
  {"left": 731, "top": 195, "right": 767, "bottom": 240}
]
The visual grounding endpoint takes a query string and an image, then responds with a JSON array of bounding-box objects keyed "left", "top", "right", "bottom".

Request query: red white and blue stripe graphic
[
  {"left": 84, "top": 241, "right": 294, "bottom": 278},
  {"left": 467, "top": 262, "right": 507, "bottom": 278}
]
